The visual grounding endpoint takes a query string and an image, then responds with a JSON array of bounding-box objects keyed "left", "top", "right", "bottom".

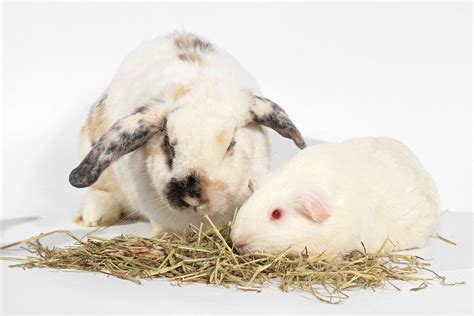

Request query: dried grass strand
[{"left": 0, "top": 220, "right": 463, "bottom": 303}]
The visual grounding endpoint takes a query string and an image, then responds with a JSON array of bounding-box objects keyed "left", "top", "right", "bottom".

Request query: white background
[
  {"left": 1, "top": 2, "right": 471, "bottom": 221},
  {"left": 1, "top": 2, "right": 472, "bottom": 315}
]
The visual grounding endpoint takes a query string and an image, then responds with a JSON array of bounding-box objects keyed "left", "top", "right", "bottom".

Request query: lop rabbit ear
[
  {"left": 293, "top": 192, "right": 331, "bottom": 223},
  {"left": 69, "top": 105, "right": 167, "bottom": 188},
  {"left": 247, "top": 95, "right": 306, "bottom": 149}
]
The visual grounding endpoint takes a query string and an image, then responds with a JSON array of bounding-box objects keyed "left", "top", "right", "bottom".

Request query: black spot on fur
[
  {"left": 166, "top": 178, "right": 189, "bottom": 208},
  {"left": 165, "top": 172, "right": 202, "bottom": 209},
  {"left": 133, "top": 106, "right": 148, "bottom": 114},
  {"left": 69, "top": 140, "right": 107, "bottom": 188},
  {"left": 177, "top": 52, "right": 202, "bottom": 63},
  {"left": 192, "top": 38, "right": 213, "bottom": 51},
  {"left": 106, "top": 142, "right": 119, "bottom": 155},
  {"left": 160, "top": 123, "right": 175, "bottom": 169},
  {"left": 185, "top": 174, "right": 201, "bottom": 198},
  {"left": 110, "top": 124, "right": 121, "bottom": 131},
  {"left": 225, "top": 139, "right": 236, "bottom": 156}
]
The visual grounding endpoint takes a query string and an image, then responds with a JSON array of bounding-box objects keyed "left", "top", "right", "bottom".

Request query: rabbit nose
[
  {"left": 184, "top": 174, "right": 200, "bottom": 195},
  {"left": 165, "top": 172, "right": 208, "bottom": 209}
]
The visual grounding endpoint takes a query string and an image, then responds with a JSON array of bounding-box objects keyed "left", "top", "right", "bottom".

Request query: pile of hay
[{"left": 0, "top": 216, "right": 460, "bottom": 303}]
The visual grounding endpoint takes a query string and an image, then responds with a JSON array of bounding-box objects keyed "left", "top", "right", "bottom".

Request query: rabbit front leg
[
  {"left": 75, "top": 189, "right": 123, "bottom": 227},
  {"left": 128, "top": 148, "right": 166, "bottom": 234}
]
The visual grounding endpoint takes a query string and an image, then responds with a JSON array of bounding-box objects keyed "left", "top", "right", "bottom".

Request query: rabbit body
[{"left": 73, "top": 32, "right": 305, "bottom": 233}]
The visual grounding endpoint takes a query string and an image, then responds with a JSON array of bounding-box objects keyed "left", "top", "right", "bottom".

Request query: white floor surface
[{"left": 1, "top": 211, "right": 472, "bottom": 314}]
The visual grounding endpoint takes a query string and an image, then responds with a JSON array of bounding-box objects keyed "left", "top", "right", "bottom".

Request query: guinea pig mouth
[
  {"left": 234, "top": 244, "right": 259, "bottom": 254},
  {"left": 232, "top": 241, "right": 258, "bottom": 254},
  {"left": 233, "top": 244, "right": 248, "bottom": 254}
]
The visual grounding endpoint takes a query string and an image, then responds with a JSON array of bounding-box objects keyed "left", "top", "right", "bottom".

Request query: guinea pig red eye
[{"left": 271, "top": 209, "right": 283, "bottom": 220}]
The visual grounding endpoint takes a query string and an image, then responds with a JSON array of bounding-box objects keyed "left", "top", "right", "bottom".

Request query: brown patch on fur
[
  {"left": 173, "top": 32, "right": 213, "bottom": 64},
  {"left": 80, "top": 95, "right": 132, "bottom": 211},
  {"left": 208, "top": 179, "right": 230, "bottom": 201},
  {"left": 192, "top": 169, "right": 209, "bottom": 203},
  {"left": 194, "top": 168, "right": 229, "bottom": 204},
  {"left": 173, "top": 33, "right": 213, "bottom": 52},
  {"left": 90, "top": 167, "right": 120, "bottom": 193},
  {"left": 178, "top": 52, "right": 202, "bottom": 63},
  {"left": 215, "top": 129, "right": 232, "bottom": 147},
  {"left": 171, "top": 84, "right": 191, "bottom": 102},
  {"left": 83, "top": 95, "right": 108, "bottom": 144},
  {"left": 144, "top": 138, "right": 163, "bottom": 170},
  {"left": 74, "top": 214, "right": 84, "bottom": 225}
]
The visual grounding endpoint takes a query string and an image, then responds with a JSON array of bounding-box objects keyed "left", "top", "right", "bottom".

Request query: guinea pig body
[
  {"left": 70, "top": 32, "right": 305, "bottom": 233},
  {"left": 231, "top": 137, "right": 440, "bottom": 254}
]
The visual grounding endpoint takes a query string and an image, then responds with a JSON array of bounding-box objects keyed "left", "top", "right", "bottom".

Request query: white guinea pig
[
  {"left": 69, "top": 32, "right": 305, "bottom": 234},
  {"left": 231, "top": 137, "right": 440, "bottom": 254}
]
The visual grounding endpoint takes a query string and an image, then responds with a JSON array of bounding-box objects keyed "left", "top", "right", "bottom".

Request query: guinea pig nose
[{"left": 233, "top": 240, "right": 248, "bottom": 250}]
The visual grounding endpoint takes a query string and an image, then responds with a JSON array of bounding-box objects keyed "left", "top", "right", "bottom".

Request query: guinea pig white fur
[
  {"left": 231, "top": 137, "right": 440, "bottom": 254},
  {"left": 69, "top": 32, "right": 305, "bottom": 234}
]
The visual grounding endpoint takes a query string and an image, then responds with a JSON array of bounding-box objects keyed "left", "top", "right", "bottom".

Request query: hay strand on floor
[{"left": 0, "top": 220, "right": 461, "bottom": 303}]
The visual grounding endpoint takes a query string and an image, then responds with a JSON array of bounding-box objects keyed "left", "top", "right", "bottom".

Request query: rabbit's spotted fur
[{"left": 70, "top": 32, "right": 305, "bottom": 233}]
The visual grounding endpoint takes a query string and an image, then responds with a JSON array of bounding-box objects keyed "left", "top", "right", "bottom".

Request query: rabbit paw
[{"left": 75, "top": 190, "right": 122, "bottom": 227}]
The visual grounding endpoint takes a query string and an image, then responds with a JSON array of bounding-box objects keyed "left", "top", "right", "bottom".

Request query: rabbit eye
[{"left": 225, "top": 139, "right": 236, "bottom": 156}]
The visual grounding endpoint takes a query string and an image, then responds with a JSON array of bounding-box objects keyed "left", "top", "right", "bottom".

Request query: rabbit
[
  {"left": 69, "top": 32, "right": 306, "bottom": 234},
  {"left": 231, "top": 137, "right": 440, "bottom": 254}
]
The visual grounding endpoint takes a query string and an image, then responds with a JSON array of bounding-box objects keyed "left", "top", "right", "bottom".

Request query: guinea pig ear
[
  {"left": 69, "top": 105, "right": 167, "bottom": 188},
  {"left": 247, "top": 95, "right": 306, "bottom": 149},
  {"left": 293, "top": 192, "right": 331, "bottom": 223}
]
